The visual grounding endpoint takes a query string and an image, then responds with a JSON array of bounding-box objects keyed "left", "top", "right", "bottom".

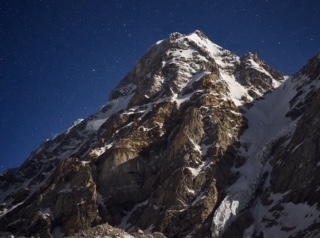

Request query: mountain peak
[
  {"left": 243, "top": 52, "right": 259, "bottom": 60},
  {"left": 168, "top": 30, "right": 209, "bottom": 41},
  {"left": 293, "top": 52, "right": 320, "bottom": 85},
  {"left": 168, "top": 31, "right": 184, "bottom": 40},
  {"left": 1, "top": 32, "right": 320, "bottom": 238}
]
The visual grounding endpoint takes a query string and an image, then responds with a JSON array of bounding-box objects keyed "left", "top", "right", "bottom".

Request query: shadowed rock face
[{"left": 0, "top": 32, "right": 319, "bottom": 238}]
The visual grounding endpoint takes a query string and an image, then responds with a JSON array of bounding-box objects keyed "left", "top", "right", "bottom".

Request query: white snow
[
  {"left": 149, "top": 74, "right": 164, "bottom": 95},
  {"left": 212, "top": 195, "right": 240, "bottom": 237},
  {"left": 186, "top": 31, "right": 240, "bottom": 70},
  {"left": 89, "top": 146, "right": 107, "bottom": 157},
  {"left": 187, "top": 71, "right": 211, "bottom": 86},
  {"left": 156, "top": 39, "right": 163, "bottom": 45},
  {"left": 119, "top": 199, "right": 149, "bottom": 231},
  {"left": 170, "top": 71, "right": 210, "bottom": 107},
  {"left": 86, "top": 93, "right": 134, "bottom": 131},
  {"left": 245, "top": 59, "right": 276, "bottom": 82},
  {"left": 191, "top": 191, "right": 207, "bottom": 206},
  {"left": 40, "top": 207, "right": 53, "bottom": 220},
  {"left": 291, "top": 138, "right": 307, "bottom": 154},
  {"left": 172, "top": 48, "right": 195, "bottom": 59},
  {"left": 122, "top": 235, "right": 134, "bottom": 238},
  {"left": 186, "top": 187, "right": 195, "bottom": 195},
  {"left": 29, "top": 89, "right": 136, "bottom": 167},
  {"left": 144, "top": 225, "right": 155, "bottom": 234},
  {"left": 172, "top": 91, "right": 193, "bottom": 107},
  {"left": 220, "top": 71, "right": 253, "bottom": 106},
  {"left": 186, "top": 167, "right": 202, "bottom": 177},
  {"left": 250, "top": 192, "right": 320, "bottom": 238},
  {"left": 172, "top": 32, "right": 269, "bottom": 107},
  {"left": 0, "top": 202, "right": 24, "bottom": 218},
  {"left": 211, "top": 76, "right": 301, "bottom": 237},
  {"left": 187, "top": 32, "right": 222, "bottom": 57},
  {"left": 186, "top": 160, "right": 212, "bottom": 179},
  {"left": 66, "top": 118, "right": 84, "bottom": 133}
]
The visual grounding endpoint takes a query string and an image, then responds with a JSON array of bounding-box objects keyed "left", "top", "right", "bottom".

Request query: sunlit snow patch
[
  {"left": 66, "top": 118, "right": 84, "bottom": 133},
  {"left": 86, "top": 93, "right": 134, "bottom": 131}
]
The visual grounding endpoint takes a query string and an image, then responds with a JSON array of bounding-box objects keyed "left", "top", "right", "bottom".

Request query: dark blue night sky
[{"left": 0, "top": 0, "right": 319, "bottom": 172}]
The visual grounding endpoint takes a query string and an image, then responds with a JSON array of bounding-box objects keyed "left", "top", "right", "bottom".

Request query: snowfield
[{"left": 211, "top": 71, "right": 302, "bottom": 237}]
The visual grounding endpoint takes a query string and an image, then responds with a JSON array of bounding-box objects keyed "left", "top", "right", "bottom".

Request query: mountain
[{"left": 1, "top": 30, "right": 320, "bottom": 238}]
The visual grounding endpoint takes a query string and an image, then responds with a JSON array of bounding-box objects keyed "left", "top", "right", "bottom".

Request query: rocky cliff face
[{"left": 1, "top": 31, "right": 320, "bottom": 238}]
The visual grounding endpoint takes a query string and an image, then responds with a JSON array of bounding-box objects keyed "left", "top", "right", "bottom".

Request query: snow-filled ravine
[{"left": 211, "top": 76, "right": 300, "bottom": 237}]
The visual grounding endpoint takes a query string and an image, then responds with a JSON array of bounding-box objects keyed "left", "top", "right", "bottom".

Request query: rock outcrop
[{"left": 1, "top": 31, "right": 320, "bottom": 238}]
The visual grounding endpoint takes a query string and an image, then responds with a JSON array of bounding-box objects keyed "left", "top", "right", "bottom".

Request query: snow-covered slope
[
  {"left": 1, "top": 31, "right": 320, "bottom": 238},
  {"left": 212, "top": 53, "right": 320, "bottom": 238},
  {"left": 211, "top": 76, "right": 296, "bottom": 237}
]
